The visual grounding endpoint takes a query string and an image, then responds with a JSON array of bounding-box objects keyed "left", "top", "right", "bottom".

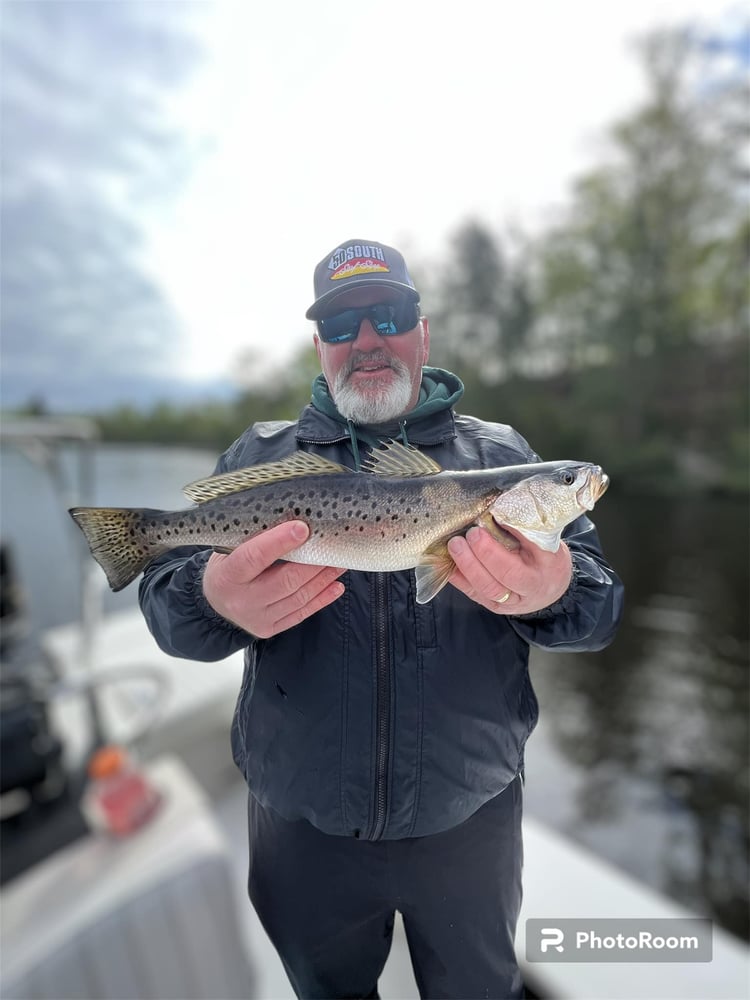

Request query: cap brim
[{"left": 305, "top": 280, "right": 420, "bottom": 320}]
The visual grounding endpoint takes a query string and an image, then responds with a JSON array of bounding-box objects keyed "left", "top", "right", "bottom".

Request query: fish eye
[{"left": 561, "top": 470, "right": 576, "bottom": 486}]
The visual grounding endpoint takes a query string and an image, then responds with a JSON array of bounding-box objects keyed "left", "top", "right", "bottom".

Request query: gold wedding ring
[{"left": 496, "top": 590, "right": 512, "bottom": 604}]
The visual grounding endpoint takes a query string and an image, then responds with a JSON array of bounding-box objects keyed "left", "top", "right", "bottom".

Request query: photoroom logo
[
  {"left": 540, "top": 928, "right": 565, "bottom": 953},
  {"left": 527, "top": 918, "right": 712, "bottom": 963}
]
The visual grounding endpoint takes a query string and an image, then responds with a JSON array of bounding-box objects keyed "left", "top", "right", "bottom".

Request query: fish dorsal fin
[
  {"left": 183, "top": 451, "right": 350, "bottom": 503},
  {"left": 361, "top": 440, "right": 442, "bottom": 478}
]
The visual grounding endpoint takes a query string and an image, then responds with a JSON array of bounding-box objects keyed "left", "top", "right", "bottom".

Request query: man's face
[{"left": 313, "top": 287, "right": 430, "bottom": 425}]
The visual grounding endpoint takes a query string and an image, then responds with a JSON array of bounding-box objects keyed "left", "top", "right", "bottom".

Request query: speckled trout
[{"left": 69, "top": 441, "right": 609, "bottom": 604}]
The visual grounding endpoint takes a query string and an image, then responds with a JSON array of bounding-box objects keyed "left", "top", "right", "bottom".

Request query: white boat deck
[{"left": 10, "top": 608, "right": 746, "bottom": 1000}]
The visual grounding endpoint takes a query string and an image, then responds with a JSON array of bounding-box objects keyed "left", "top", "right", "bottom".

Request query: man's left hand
[{"left": 447, "top": 526, "right": 573, "bottom": 615}]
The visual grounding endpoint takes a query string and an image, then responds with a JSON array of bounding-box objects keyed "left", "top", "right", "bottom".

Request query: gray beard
[{"left": 332, "top": 356, "right": 414, "bottom": 425}]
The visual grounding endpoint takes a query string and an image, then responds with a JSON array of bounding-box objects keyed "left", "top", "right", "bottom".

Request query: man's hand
[
  {"left": 202, "top": 521, "right": 346, "bottom": 639},
  {"left": 447, "top": 526, "right": 573, "bottom": 615}
]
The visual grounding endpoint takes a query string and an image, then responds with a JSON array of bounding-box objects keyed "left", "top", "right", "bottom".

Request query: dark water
[
  {"left": 2, "top": 442, "right": 748, "bottom": 941},
  {"left": 525, "top": 493, "right": 750, "bottom": 942}
]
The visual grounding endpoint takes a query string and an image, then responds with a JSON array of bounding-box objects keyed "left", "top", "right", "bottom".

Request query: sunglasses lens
[
  {"left": 318, "top": 301, "right": 419, "bottom": 343},
  {"left": 318, "top": 309, "right": 361, "bottom": 343}
]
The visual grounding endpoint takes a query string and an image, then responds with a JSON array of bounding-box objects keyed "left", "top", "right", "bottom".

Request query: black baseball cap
[{"left": 306, "top": 239, "right": 420, "bottom": 320}]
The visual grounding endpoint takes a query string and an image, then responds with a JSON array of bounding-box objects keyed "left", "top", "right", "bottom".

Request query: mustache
[{"left": 340, "top": 352, "right": 400, "bottom": 379}]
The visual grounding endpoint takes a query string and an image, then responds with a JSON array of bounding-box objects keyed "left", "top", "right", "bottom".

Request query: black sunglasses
[{"left": 317, "top": 301, "right": 421, "bottom": 344}]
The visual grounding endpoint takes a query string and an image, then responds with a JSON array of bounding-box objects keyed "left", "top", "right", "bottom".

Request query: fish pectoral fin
[
  {"left": 361, "top": 440, "right": 442, "bottom": 478},
  {"left": 183, "top": 451, "right": 350, "bottom": 502},
  {"left": 507, "top": 525, "right": 562, "bottom": 552},
  {"left": 414, "top": 548, "right": 456, "bottom": 604}
]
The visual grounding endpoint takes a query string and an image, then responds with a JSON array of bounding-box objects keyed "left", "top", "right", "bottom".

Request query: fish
[{"left": 69, "top": 441, "right": 609, "bottom": 604}]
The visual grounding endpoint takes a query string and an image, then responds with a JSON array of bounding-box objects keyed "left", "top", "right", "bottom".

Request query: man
[{"left": 139, "top": 239, "right": 623, "bottom": 999}]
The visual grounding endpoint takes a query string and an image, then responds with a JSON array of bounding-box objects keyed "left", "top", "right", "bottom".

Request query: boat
[{"left": 1, "top": 418, "right": 748, "bottom": 999}]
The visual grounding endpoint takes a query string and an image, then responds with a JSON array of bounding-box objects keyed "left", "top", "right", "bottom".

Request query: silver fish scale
[{"left": 146, "top": 473, "right": 499, "bottom": 572}]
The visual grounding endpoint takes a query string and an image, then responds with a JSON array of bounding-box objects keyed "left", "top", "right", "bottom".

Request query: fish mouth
[{"left": 577, "top": 468, "right": 609, "bottom": 510}]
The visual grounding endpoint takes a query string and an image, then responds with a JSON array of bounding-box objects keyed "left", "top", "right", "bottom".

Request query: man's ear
[{"left": 420, "top": 316, "right": 430, "bottom": 363}]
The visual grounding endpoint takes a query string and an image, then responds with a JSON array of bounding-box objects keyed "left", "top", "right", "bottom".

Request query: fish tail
[{"left": 69, "top": 507, "right": 168, "bottom": 592}]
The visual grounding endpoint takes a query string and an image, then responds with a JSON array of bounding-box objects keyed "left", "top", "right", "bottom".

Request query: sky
[
  {"left": 1, "top": 0, "right": 741, "bottom": 408},
  {"left": 145, "top": 0, "right": 737, "bottom": 386}
]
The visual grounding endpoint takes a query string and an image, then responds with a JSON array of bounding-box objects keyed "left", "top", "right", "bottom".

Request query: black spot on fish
[
  {"left": 253, "top": 516, "right": 259, "bottom": 524},
  {"left": 234, "top": 518, "right": 240, "bottom": 526}
]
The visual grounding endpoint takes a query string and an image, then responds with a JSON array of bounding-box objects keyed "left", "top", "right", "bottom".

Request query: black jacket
[{"left": 139, "top": 397, "right": 623, "bottom": 840}]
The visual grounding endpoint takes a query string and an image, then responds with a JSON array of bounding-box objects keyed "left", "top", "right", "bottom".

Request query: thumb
[{"left": 220, "top": 520, "right": 309, "bottom": 584}]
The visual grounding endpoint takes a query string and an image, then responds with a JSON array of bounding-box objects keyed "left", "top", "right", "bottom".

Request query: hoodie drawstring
[{"left": 346, "top": 420, "right": 362, "bottom": 471}]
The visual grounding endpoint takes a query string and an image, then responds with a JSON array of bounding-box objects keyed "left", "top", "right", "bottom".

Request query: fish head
[{"left": 489, "top": 462, "right": 609, "bottom": 551}]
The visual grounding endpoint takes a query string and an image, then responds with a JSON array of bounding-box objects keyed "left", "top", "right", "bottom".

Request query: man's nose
[{"left": 354, "top": 318, "right": 384, "bottom": 349}]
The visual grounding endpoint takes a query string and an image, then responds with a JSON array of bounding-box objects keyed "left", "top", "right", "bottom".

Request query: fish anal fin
[
  {"left": 183, "top": 451, "right": 350, "bottom": 503},
  {"left": 362, "top": 440, "right": 442, "bottom": 478}
]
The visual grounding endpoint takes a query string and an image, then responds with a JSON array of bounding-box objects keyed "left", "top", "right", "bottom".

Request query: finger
[
  {"left": 266, "top": 564, "right": 348, "bottom": 613},
  {"left": 220, "top": 520, "right": 310, "bottom": 584},
  {"left": 462, "top": 527, "right": 536, "bottom": 595},
  {"left": 448, "top": 565, "right": 520, "bottom": 614},
  {"left": 447, "top": 533, "right": 517, "bottom": 599},
  {"left": 269, "top": 578, "right": 346, "bottom": 634}
]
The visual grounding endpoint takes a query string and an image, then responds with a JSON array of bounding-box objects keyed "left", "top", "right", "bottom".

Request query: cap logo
[{"left": 328, "top": 244, "right": 389, "bottom": 282}]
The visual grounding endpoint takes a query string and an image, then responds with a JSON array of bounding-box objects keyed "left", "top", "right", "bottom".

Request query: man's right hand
[{"left": 202, "top": 520, "right": 346, "bottom": 639}]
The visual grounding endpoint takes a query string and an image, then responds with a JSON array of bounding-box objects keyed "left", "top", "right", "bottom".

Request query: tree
[{"left": 426, "top": 220, "right": 534, "bottom": 384}]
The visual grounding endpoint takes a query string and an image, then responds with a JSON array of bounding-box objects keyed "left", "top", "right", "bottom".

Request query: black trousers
[{"left": 246, "top": 776, "right": 524, "bottom": 1000}]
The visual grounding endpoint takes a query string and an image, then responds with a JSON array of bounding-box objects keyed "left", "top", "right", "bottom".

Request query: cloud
[{"left": 0, "top": 0, "right": 203, "bottom": 408}]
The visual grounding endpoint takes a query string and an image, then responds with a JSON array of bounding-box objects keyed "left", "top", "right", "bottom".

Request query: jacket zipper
[{"left": 367, "top": 572, "right": 391, "bottom": 840}]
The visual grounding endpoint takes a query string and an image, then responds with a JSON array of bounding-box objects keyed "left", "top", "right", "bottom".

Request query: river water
[{"left": 1, "top": 441, "right": 748, "bottom": 942}]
